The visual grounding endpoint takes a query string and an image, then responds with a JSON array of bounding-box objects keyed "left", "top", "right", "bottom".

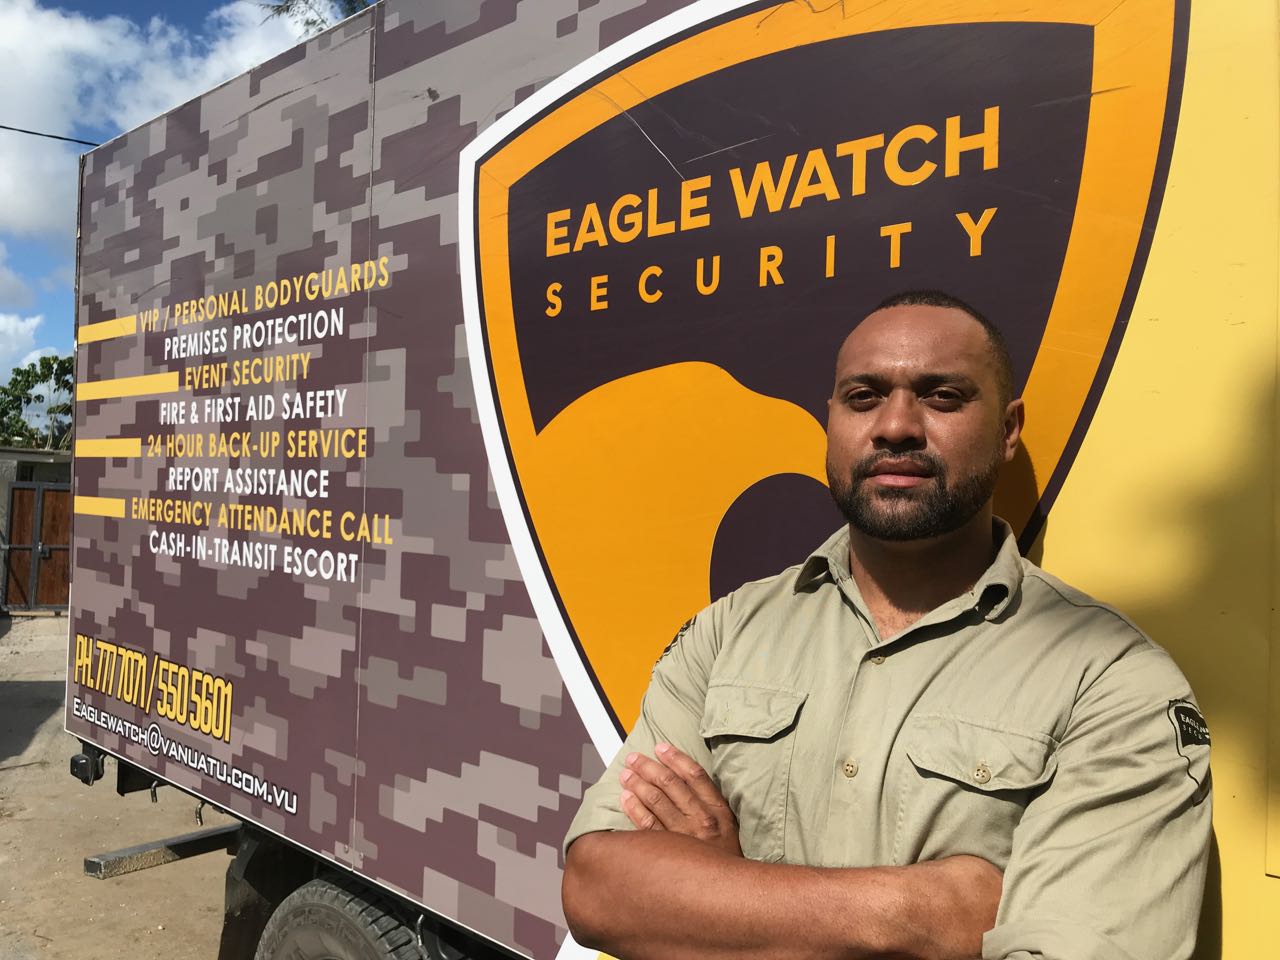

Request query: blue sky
[{"left": 0, "top": 0, "right": 324, "bottom": 378}]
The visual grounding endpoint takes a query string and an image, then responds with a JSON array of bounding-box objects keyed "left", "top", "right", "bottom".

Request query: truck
[{"left": 65, "top": 0, "right": 1279, "bottom": 957}]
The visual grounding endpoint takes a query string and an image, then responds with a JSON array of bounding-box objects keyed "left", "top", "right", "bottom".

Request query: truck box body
[{"left": 65, "top": 1, "right": 1280, "bottom": 957}]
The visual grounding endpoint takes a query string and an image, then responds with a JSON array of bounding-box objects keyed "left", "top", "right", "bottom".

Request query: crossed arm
[{"left": 562, "top": 743, "right": 1003, "bottom": 960}]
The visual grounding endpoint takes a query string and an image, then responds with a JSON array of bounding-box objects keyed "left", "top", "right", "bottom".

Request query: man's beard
[{"left": 827, "top": 448, "right": 1002, "bottom": 541}]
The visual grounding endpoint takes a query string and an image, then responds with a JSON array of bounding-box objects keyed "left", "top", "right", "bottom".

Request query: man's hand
[{"left": 619, "top": 742, "right": 742, "bottom": 857}]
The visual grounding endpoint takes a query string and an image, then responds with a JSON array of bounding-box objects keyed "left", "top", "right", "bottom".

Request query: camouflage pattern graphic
[{"left": 69, "top": 2, "right": 702, "bottom": 956}]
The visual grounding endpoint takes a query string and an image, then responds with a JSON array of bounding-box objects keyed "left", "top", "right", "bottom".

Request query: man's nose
[{"left": 872, "top": 390, "right": 926, "bottom": 448}]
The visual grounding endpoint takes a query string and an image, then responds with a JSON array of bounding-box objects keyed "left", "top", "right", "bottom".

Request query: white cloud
[
  {"left": 19, "top": 345, "right": 58, "bottom": 367},
  {"left": 0, "top": 242, "right": 33, "bottom": 307},
  {"left": 0, "top": 312, "right": 44, "bottom": 374},
  {"left": 0, "top": 0, "right": 318, "bottom": 238}
]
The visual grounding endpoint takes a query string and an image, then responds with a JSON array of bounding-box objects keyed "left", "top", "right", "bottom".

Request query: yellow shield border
[{"left": 460, "top": 0, "right": 1189, "bottom": 746}]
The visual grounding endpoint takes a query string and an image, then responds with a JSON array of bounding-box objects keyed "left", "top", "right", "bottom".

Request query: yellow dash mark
[
  {"left": 78, "top": 371, "right": 180, "bottom": 402},
  {"left": 74, "top": 496, "right": 126, "bottom": 519},
  {"left": 75, "top": 437, "right": 142, "bottom": 458},
  {"left": 76, "top": 315, "right": 137, "bottom": 344}
]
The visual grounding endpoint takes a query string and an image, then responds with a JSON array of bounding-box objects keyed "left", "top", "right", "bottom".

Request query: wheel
[{"left": 254, "top": 876, "right": 421, "bottom": 960}]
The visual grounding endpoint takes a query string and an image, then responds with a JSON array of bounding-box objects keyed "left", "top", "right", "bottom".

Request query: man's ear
[{"left": 1002, "top": 398, "right": 1025, "bottom": 463}]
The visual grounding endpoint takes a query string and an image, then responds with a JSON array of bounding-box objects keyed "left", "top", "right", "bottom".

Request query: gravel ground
[{"left": 0, "top": 614, "right": 234, "bottom": 960}]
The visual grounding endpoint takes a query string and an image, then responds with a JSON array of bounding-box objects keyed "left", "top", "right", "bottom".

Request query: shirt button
[
  {"left": 842, "top": 759, "right": 860, "bottom": 779},
  {"left": 973, "top": 762, "right": 992, "bottom": 785},
  {"left": 870, "top": 655, "right": 885, "bottom": 664}
]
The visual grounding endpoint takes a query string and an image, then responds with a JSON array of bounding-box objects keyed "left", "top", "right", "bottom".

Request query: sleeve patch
[
  {"left": 1167, "top": 699, "right": 1211, "bottom": 798},
  {"left": 1170, "top": 700, "right": 1210, "bottom": 748}
]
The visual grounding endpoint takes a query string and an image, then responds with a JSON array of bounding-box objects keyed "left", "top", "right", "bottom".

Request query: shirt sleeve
[
  {"left": 983, "top": 646, "right": 1212, "bottom": 960},
  {"left": 562, "top": 601, "right": 725, "bottom": 857}
]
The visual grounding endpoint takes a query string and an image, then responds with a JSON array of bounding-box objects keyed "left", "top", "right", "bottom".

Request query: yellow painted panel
[
  {"left": 74, "top": 437, "right": 141, "bottom": 458},
  {"left": 76, "top": 314, "right": 136, "bottom": 344},
  {"left": 73, "top": 496, "right": 126, "bottom": 519},
  {"left": 1270, "top": 99, "right": 1280, "bottom": 880},
  {"left": 1040, "top": 1, "right": 1279, "bottom": 955},
  {"left": 77, "top": 371, "right": 179, "bottom": 402},
  {"left": 1270, "top": 360, "right": 1280, "bottom": 878}
]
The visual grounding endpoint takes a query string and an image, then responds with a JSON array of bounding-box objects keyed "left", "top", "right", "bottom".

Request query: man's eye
[
  {"left": 924, "top": 390, "right": 964, "bottom": 409},
  {"left": 845, "top": 390, "right": 879, "bottom": 409}
]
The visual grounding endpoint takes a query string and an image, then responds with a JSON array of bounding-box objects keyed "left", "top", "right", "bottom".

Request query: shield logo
[
  {"left": 1167, "top": 699, "right": 1211, "bottom": 794},
  {"left": 459, "top": 0, "right": 1188, "bottom": 752}
]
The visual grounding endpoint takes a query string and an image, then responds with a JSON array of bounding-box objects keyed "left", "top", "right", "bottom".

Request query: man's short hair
[{"left": 873, "top": 290, "right": 1016, "bottom": 406}]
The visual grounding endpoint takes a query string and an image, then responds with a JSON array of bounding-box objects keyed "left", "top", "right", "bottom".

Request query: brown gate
[{"left": 4, "top": 482, "right": 71, "bottom": 610}]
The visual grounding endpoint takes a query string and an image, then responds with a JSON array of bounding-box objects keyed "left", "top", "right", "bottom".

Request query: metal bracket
[
  {"left": 115, "top": 756, "right": 158, "bottom": 797},
  {"left": 84, "top": 823, "right": 240, "bottom": 879}
]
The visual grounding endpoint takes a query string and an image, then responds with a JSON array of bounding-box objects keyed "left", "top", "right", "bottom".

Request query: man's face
[{"left": 825, "top": 305, "right": 1021, "bottom": 541}]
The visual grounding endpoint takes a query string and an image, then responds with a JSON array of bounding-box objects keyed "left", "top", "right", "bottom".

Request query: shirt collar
[
  {"left": 793, "top": 518, "right": 1023, "bottom": 621},
  {"left": 793, "top": 525, "right": 854, "bottom": 591}
]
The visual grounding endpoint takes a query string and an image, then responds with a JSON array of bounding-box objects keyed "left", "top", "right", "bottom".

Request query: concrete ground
[{"left": 0, "top": 614, "right": 234, "bottom": 960}]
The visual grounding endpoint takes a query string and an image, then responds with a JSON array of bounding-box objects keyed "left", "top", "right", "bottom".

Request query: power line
[{"left": 0, "top": 123, "right": 98, "bottom": 147}]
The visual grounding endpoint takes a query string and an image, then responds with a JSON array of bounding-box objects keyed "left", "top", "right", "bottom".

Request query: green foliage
[
  {"left": 260, "top": 0, "right": 372, "bottom": 37},
  {"left": 0, "top": 355, "right": 74, "bottom": 450}
]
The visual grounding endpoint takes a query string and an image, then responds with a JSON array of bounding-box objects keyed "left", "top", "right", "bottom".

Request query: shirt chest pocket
[
  {"left": 699, "top": 682, "right": 806, "bottom": 863},
  {"left": 895, "top": 714, "right": 1058, "bottom": 867}
]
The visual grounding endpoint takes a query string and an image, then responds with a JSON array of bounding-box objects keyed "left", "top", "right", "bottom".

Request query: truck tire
[{"left": 254, "top": 876, "right": 421, "bottom": 960}]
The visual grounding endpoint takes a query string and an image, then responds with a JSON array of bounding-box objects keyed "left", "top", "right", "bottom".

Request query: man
[{"left": 561, "top": 291, "right": 1211, "bottom": 960}]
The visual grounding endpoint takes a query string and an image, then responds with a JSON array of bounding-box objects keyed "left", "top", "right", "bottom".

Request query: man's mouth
[{"left": 862, "top": 459, "right": 936, "bottom": 488}]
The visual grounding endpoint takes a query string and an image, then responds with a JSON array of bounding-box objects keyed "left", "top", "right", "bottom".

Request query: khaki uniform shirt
[{"left": 565, "top": 521, "right": 1212, "bottom": 960}]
